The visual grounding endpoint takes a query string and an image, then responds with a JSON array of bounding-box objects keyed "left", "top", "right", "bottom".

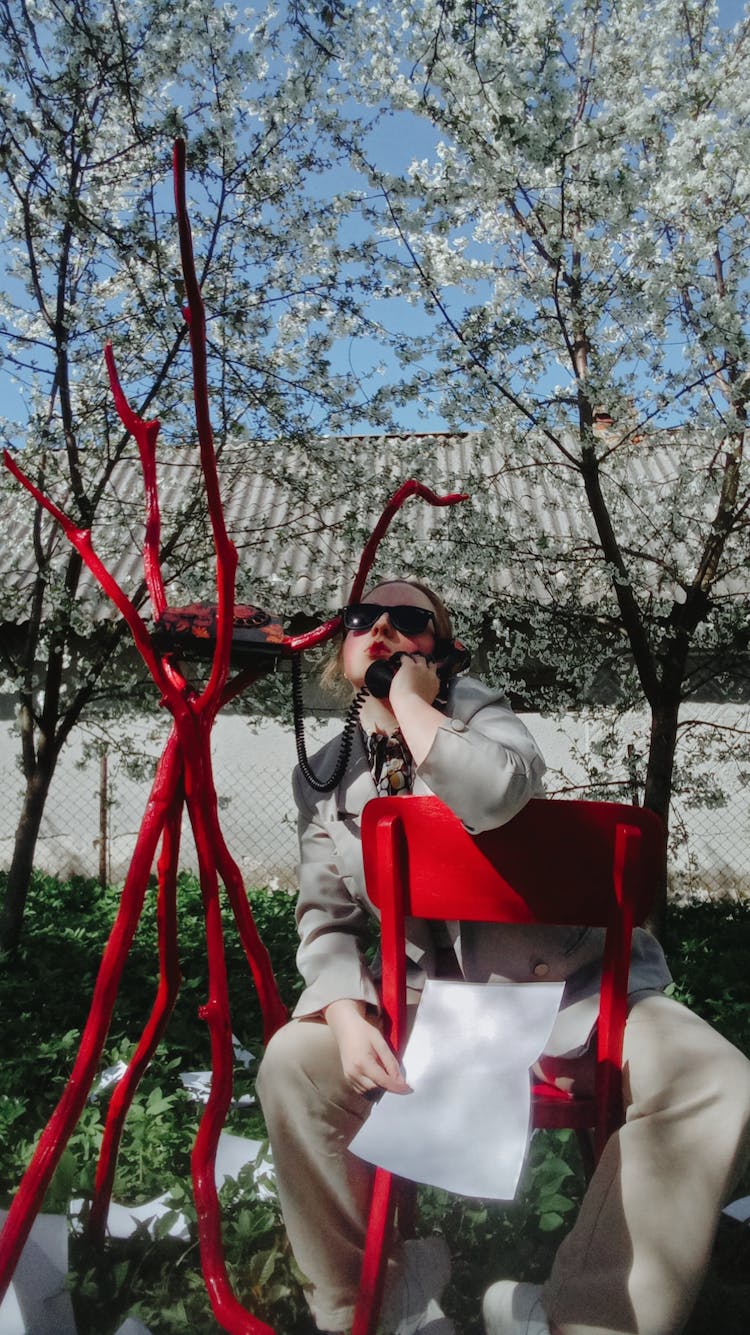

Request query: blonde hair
[{"left": 320, "top": 577, "right": 455, "bottom": 696}]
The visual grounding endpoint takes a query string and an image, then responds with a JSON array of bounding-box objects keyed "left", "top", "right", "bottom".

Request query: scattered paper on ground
[
  {"left": 2, "top": 1126, "right": 272, "bottom": 1332},
  {"left": 0, "top": 1212, "right": 151, "bottom": 1334},
  {"left": 723, "top": 1195, "right": 750, "bottom": 1223},
  {"left": 68, "top": 1130, "right": 274, "bottom": 1242},
  {"left": 0, "top": 1212, "right": 76, "bottom": 1335},
  {"left": 89, "top": 1039, "right": 256, "bottom": 1106},
  {"left": 179, "top": 1070, "right": 255, "bottom": 1106}
]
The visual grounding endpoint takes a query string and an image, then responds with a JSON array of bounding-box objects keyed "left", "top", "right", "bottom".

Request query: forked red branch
[{"left": 0, "top": 138, "right": 467, "bottom": 1334}]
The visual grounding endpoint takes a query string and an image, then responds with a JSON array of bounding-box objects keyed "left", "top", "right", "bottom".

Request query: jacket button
[
  {"left": 533, "top": 962, "right": 550, "bottom": 978},
  {"left": 449, "top": 718, "right": 467, "bottom": 732}
]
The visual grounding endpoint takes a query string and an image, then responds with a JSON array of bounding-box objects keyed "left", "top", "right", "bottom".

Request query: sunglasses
[{"left": 342, "top": 603, "right": 437, "bottom": 636}]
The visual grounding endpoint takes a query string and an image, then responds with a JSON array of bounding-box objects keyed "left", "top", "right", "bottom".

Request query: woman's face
[{"left": 342, "top": 581, "right": 438, "bottom": 691}]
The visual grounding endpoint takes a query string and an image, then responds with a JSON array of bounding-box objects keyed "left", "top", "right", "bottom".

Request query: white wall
[{"left": 0, "top": 703, "right": 747, "bottom": 901}]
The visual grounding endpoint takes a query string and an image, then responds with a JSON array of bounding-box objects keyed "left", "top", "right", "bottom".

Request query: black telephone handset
[
  {"left": 295, "top": 637, "right": 470, "bottom": 793},
  {"left": 363, "top": 653, "right": 406, "bottom": 699},
  {"left": 364, "top": 640, "right": 471, "bottom": 700}
]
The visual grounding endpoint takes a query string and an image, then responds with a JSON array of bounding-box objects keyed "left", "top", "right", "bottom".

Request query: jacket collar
[{"left": 334, "top": 727, "right": 376, "bottom": 819}]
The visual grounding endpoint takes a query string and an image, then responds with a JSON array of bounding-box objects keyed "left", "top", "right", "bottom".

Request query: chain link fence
[
  {"left": 0, "top": 715, "right": 309, "bottom": 892},
  {"left": 0, "top": 710, "right": 747, "bottom": 902}
]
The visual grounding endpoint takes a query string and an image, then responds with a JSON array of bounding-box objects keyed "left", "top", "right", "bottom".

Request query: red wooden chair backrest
[
  {"left": 362, "top": 795, "right": 662, "bottom": 1054},
  {"left": 362, "top": 795, "right": 661, "bottom": 924}
]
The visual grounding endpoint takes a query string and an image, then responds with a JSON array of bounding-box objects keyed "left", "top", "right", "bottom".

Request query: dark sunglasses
[{"left": 342, "top": 603, "right": 437, "bottom": 636}]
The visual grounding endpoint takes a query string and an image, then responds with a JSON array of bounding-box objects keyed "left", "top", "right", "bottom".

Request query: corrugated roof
[{"left": 0, "top": 428, "right": 741, "bottom": 623}]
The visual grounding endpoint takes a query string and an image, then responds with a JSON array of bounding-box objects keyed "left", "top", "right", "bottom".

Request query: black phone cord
[{"left": 291, "top": 652, "right": 369, "bottom": 793}]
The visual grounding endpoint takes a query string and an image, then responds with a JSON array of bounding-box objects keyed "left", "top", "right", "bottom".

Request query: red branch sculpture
[{"left": 0, "top": 138, "right": 467, "bottom": 1333}]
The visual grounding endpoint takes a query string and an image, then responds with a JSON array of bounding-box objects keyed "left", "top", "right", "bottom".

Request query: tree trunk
[
  {"left": 0, "top": 760, "right": 56, "bottom": 955},
  {"left": 643, "top": 695, "right": 681, "bottom": 943}
]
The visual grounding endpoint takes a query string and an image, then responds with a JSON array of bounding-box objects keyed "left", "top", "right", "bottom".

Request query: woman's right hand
[{"left": 324, "top": 998, "right": 411, "bottom": 1096}]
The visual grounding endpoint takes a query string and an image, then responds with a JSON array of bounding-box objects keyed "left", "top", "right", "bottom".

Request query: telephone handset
[
  {"left": 364, "top": 640, "right": 472, "bottom": 700},
  {"left": 293, "top": 637, "right": 472, "bottom": 791}
]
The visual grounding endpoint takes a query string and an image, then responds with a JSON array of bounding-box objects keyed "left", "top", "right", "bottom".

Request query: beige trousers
[{"left": 256, "top": 994, "right": 750, "bottom": 1335}]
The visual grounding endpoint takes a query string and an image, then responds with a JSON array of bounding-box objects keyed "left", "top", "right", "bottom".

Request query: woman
[{"left": 257, "top": 579, "right": 750, "bottom": 1335}]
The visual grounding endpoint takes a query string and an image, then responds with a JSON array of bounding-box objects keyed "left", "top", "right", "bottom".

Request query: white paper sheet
[
  {"left": 214, "top": 1132, "right": 274, "bottom": 1199},
  {"left": 69, "top": 1190, "right": 192, "bottom": 1243},
  {"left": 179, "top": 1070, "right": 255, "bottom": 1107},
  {"left": 89, "top": 1038, "right": 255, "bottom": 1106},
  {"left": 350, "top": 979, "right": 564, "bottom": 1199},
  {"left": 88, "top": 1060, "right": 128, "bottom": 1102},
  {"left": 0, "top": 1212, "right": 76, "bottom": 1335},
  {"left": 723, "top": 1195, "right": 750, "bottom": 1224}
]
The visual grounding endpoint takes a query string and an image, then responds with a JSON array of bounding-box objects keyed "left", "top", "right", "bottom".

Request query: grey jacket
[{"left": 291, "top": 677, "right": 671, "bottom": 1055}]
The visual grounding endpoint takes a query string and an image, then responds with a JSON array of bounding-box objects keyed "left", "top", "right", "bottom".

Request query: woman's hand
[
  {"left": 324, "top": 998, "right": 411, "bottom": 1096},
  {"left": 388, "top": 652, "right": 440, "bottom": 709},
  {"left": 387, "top": 654, "right": 445, "bottom": 766}
]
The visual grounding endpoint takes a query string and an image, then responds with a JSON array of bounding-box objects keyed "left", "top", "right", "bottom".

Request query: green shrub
[{"left": 1, "top": 871, "right": 748, "bottom": 1333}]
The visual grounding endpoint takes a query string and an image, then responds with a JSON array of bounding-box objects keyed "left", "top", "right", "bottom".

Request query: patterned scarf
[{"left": 364, "top": 727, "right": 414, "bottom": 797}]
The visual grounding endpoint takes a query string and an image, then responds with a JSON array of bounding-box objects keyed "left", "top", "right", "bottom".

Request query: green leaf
[{"left": 537, "top": 1193, "right": 576, "bottom": 1215}]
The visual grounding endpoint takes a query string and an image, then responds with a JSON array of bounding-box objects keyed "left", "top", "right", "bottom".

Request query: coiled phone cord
[{"left": 291, "top": 652, "right": 369, "bottom": 793}]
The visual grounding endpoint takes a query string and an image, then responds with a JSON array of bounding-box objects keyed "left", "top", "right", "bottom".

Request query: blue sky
[
  {"left": 1, "top": 0, "right": 747, "bottom": 440},
  {"left": 325, "top": 0, "right": 750, "bottom": 434}
]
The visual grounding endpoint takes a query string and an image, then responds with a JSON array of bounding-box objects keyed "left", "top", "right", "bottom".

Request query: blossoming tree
[
  {"left": 290, "top": 0, "right": 750, "bottom": 927},
  {"left": 0, "top": 0, "right": 371, "bottom": 950}
]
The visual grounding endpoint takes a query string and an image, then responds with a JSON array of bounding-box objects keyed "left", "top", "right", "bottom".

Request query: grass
[{"left": 0, "top": 870, "right": 749, "bottom": 1333}]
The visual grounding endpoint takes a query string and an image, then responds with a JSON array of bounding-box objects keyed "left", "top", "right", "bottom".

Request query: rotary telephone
[{"left": 151, "top": 606, "right": 471, "bottom": 792}]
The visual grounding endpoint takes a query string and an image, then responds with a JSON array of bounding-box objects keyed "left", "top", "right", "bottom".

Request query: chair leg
[
  {"left": 575, "top": 1128, "right": 596, "bottom": 1181},
  {"left": 352, "top": 1167, "right": 399, "bottom": 1335},
  {"left": 396, "top": 1178, "right": 418, "bottom": 1240}
]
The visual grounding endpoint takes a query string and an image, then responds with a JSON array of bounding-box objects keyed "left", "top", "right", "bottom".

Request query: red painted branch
[
  {"left": 0, "top": 728, "right": 183, "bottom": 1307},
  {"left": 172, "top": 140, "right": 221, "bottom": 519},
  {"left": 173, "top": 139, "right": 236, "bottom": 713},
  {"left": 104, "top": 343, "right": 168, "bottom": 621},
  {"left": 348, "top": 480, "right": 468, "bottom": 605},
  {"left": 2, "top": 450, "right": 174, "bottom": 701},
  {"left": 186, "top": 706, "right": 282, "bottom": 1046},
  {"left": 89, "top": 759, "right": 184, "bottom": 1245},
  {"left": 1, "top": 139, "right": 283, "bottom": 1335},
  {"left": 176, "top": 716, "right": 274, "bottom": 1332},
  {"left": 284, "top": 485, "right": 467, "bottom": 653},
  {"left": 191, "top": 965, "right": 275, "bottom": 1335},
  {"left": 189, "top": 874, "right": 239, "bottom": 1326},
  {"left": 208, "top": 808, "right": 287, "bottom": 1044},
  {"left": 199, "top": 539, "right": 238, "bottom": 717},
  {"left": 283, "top": 483, "right": 468, "bottom": 653},
  {"left": 285, "top": 613, "right": 343, "bottom": 654},
  {"left": 260, "top": 482, "right": 470, "bottom": 659}
]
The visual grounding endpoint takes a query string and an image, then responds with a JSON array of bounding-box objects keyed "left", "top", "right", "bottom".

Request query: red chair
[{"left": 351, "top": 795, "right": 663, "bottom": 1335}]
